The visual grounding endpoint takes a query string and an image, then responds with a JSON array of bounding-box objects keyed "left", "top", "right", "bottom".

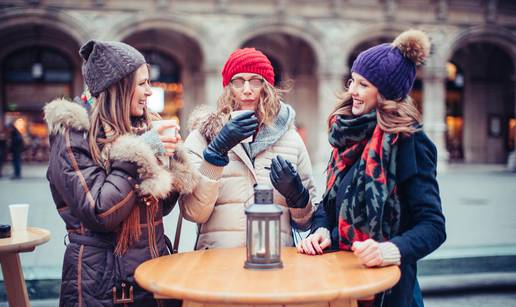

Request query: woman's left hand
[{"left": 352, "top": 239, "right": 383, "bottom": 267}]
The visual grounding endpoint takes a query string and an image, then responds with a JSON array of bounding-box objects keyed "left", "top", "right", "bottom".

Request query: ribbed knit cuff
[
  {"left": 139, "top": 128, "right": 166, "bottom": 155},
  {"left": 199, "top": 160, "right": 224, "bottom": 180},
  {"left": 379, "top": 242, "right": 401, "bottom": 266},
  {"left": 314, "top": 227, "right": 331, "bottom": 242}
]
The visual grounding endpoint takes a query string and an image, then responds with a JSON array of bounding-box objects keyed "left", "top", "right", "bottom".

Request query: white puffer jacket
[{"left": 179, "top": 104, "right": 317, "bottom": 250}]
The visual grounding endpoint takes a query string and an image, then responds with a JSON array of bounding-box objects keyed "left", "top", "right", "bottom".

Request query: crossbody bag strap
[{"left": 172, "top": 210, "right": 183, "bottom": 254}]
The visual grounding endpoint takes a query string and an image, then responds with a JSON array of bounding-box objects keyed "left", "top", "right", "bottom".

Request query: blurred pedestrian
[
  {"left": 44, "top": 40, "right": 198, "bottom": 306},
  {"left": 9, "top": 122, "right": 24, "bottom": 179},
  {"left": 0, "top": 125, "right": 6, "bottom": 177},
  {"left": 298, "top": 30, "right": 446, "bottom": 307},
  {"left": 179, "top": 48, "right": 317, "bottom": 249}
]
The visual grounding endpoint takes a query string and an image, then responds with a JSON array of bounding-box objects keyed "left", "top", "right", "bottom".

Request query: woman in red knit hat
[{"left": 179, "top": 48, "right": 317, "bottom": 249}]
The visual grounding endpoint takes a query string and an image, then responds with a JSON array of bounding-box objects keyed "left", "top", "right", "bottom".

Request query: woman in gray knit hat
[
  {"left": 44, "top": 40, "right": 198, "bottom": 306},
  {"left": 299, "top": 30, "right": 446, "bottom": 307}
]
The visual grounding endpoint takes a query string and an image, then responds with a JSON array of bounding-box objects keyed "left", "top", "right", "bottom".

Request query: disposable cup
[
  {"left": 230, "top": 110, "right": 254, "bottom": 143},
  {"left": 152, "top": 119, "right": 178, "bottom": 137},
  {"left": 9, "top": 203, "right": 29, "bottom": 231}
]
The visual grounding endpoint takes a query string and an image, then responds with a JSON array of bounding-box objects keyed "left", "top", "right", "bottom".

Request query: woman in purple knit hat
[{"left": 298, "top": 30, "right": 446, "bottom": 307}]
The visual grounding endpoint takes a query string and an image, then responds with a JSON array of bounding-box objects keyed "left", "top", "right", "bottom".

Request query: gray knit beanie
[{"left": 79, "top": 40, "right": 146, "bottom": 97}]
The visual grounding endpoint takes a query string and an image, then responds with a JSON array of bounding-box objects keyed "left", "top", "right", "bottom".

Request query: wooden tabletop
[
  {"left": 135, "top": 247, "right": 400, "bottom": 305},
  {"left": 0, "top": 227, "right": 51, "bottom": 254}
]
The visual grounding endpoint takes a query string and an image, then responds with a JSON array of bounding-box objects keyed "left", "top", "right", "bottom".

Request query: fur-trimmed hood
[
  {"left": 44, "top": 98, "right": 90, "bottom": 135},
  {"left": 44, "top": 97, "right": 198, "bottom": 196},
  {"left": 187, "top": 104, "right": 223, "bottom": 144}
]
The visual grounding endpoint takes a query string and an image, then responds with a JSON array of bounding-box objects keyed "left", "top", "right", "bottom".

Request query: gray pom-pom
[{"left": 392, "top": 29, "right": 430, "bottom": 65}]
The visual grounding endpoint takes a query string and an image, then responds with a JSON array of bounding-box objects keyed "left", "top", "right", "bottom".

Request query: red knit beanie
[{"left": 221, "top": 48, "right": 275, "bottom": 87}]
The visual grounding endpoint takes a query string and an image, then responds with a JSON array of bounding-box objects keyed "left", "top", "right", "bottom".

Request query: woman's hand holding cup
[{"left": 153, "top": 120, "right": 181, "bottom": 156}]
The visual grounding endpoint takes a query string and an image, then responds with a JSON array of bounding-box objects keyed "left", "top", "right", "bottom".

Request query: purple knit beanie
[{"left": 351, "top": 29, "right": 431, "bottom": 101}]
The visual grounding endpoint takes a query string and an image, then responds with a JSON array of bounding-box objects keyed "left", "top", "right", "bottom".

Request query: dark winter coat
[
  {"left": 44, "top": 98, "right": 198, "bottom": 307},
  {"left": 10, "top": 125, "right": 24, "bottom": 154},
  {"left": 312, "top": 130, "right": 446, "bottom": 307}
]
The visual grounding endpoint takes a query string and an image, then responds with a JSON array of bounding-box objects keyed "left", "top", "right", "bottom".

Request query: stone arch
[
  {"left": 441, "top": 25, "right": 516, "bottom": 69},
  {"left": 0, "top": 8, "right": 89, "bottom": 46},
  {"left": 113, "top": 18, "right": 206, "bottom": 126},
  {"left": 341, "top": 23, "right": 413, "bottom": 72},
  {"left": 107, "top": 15, "right": 208, "bottom": 66},
  {"left": 443, "top": 26, "right": 516, "bottom": 164},
  {"left": 232, "top": 18, "right": 325, "bottom": 74},
  {"left": 0, "top": 10, "right": 85, "bottom": 118}
]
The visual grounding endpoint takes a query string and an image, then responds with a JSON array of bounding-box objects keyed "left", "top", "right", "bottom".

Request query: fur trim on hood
[
  {"left": 44, "top": 98, "right": 199, "bottom": 197},
  {"left": 187, "top": 105, "right": 225, "bottom": 144},
  {"left": 44, "top": 98, "right": 90, "bottom": 135}
]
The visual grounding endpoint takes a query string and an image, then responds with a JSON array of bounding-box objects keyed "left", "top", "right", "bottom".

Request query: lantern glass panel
[
  {"left": 251, "top": 219, "right": 267, "bottom": 258},
  {"left": 268, "top": 219, "right": 280, "bottom": 258}
]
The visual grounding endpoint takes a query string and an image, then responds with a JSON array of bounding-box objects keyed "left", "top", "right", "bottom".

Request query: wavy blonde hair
[
  {"left": 216, "top": 80, "right": 288, "bottom": 126},
  {"left": 88, "top": 66, "right": 152, "bottom": 166},
  {"left": 328, "top": 90, "right": 422, "bottom": 136}
]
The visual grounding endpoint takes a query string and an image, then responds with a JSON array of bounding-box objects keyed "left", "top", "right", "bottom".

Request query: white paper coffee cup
[
  {"left": 9, "top": 203, "right": 29, "bottom": 231},
  {"left": 152, "top": 119, "right": 178, "bottom": 137},
  {"left": 230, "top": 110, "right": 253, "bottom": 143}
]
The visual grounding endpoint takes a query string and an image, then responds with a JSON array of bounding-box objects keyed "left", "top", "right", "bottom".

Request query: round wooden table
[
  {"left": 0, "top": 227, "right": 51, "bottom": 307},
  {"left": 135, "top": 247, "right": 400, "bottom": 307}
]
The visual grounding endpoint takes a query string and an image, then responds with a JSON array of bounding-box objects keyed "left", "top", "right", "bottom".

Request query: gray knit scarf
[{"left": 247, "top": 102, "right": 295, "bottom": 159}]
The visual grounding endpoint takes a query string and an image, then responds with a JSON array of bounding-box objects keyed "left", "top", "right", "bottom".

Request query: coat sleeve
[
  {"left": 389, "top": 133, "right": 446, "bottom": 264},
  {"left": 288, "top": 131, "right": 318, "bottom": 230},
  {"left": 310, "top": 201, "right": 334, "bottom": 233},
  {"left": 179, "top": 130, "right": 222, "bottom": 224},
  {"left": 51, "top": 131, "right": 174, "bottom": 232},
  {"left": 161, "top": 146, "right": 200, "bottom": 217}
]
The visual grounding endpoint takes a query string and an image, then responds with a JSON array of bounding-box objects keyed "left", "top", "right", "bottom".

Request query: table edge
[{"left": 0, "top": 227, "right": 51, "bottom": 254}]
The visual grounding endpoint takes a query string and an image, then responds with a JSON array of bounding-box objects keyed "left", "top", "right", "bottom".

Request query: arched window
[{"left": 2, "top": 47, "right": 74, "bottom": 162}]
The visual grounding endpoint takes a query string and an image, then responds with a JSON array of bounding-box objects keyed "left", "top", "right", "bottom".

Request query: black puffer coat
[{"left": 44, "top": 98, "right": 198, "bottom": 307}]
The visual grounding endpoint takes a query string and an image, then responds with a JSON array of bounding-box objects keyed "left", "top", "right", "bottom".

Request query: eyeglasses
[{"left": 230, "top": 77, "right": 264, "bottom": 89}]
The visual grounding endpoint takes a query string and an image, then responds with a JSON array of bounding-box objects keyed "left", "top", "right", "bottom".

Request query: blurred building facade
[{"left": 0, "top": 0, "right": 515, "bottom": 169}]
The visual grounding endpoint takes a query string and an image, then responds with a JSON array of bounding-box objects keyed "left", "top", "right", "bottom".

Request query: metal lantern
[{"left": 244, "top": 184, "right": 283, "bottom": 270}]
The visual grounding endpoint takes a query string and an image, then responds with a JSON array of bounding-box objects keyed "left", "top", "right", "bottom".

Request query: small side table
[{"left": 0, "top": 227, "right": 51, "bottom": 307}]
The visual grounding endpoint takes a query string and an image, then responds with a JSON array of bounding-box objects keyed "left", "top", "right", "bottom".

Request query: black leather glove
[
  {"left": 203, "top": 110, "right": 258, "bottom": 166},
  {"left": 269, "top": 155, "right": 309, "bottom": 209}
]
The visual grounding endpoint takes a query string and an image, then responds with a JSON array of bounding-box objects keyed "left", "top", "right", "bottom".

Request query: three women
[{"left": 46, "top": 29, "right": 445, "bottom": 307}]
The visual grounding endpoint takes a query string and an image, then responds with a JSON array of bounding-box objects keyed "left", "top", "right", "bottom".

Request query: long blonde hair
[
  {"left": 216, "top": 80, "right": 288, "bottom": 126},
  {"left": 328, "top": 90, "right": 422, "bottom": 136},
  {"left": 88, "top": 67, "right": 151, "bottom": 166}
]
